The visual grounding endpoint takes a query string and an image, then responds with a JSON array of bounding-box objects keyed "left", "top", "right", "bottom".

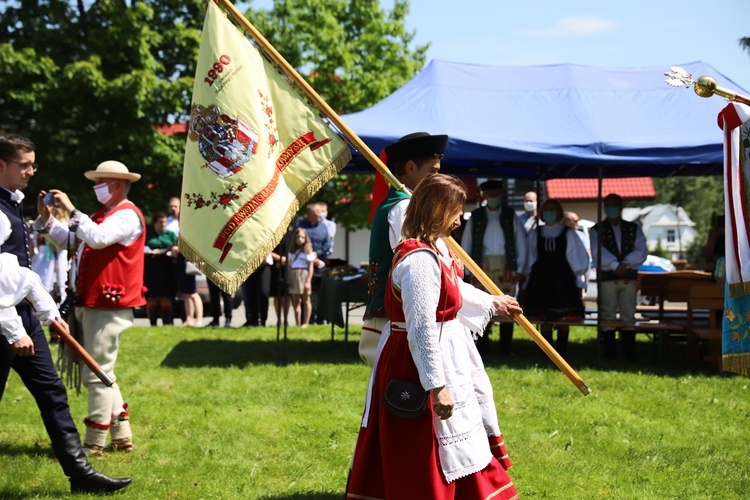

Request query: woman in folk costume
[
  {"left": 346, "top": 174, "right": 521, "bottom": 500},
  {"left": 520, "top": 199, "right": 589, "bottom": 356}
]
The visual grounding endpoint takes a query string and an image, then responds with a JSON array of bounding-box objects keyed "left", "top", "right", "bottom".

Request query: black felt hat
[
  {"left": 479, "top": 179, "right": 503, "bottom": 192},
  {"left": 384, "top": 132, "right": 448, "bottom": 163}
]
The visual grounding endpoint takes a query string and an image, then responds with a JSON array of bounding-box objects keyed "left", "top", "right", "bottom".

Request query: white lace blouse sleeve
[
  {"left": 457, "top": 279, "right": 496, "bottom": 337},
  {"left": 392, "top": 249, "right": 446, "bottom": 391}
]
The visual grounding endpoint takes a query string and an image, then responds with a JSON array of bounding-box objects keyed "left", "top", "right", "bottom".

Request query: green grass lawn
[{"left": 1, "top": 325, "right": 748, "bottom": 499}]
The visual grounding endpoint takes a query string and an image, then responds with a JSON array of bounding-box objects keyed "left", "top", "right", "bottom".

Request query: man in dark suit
[{"left": 0, "top": 134, "right": 131, "bottom": 494}]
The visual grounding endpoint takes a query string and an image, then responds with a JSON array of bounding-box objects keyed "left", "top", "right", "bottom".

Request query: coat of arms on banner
[{"left": 188, "top": 103, "right": 260, "bottom": 178}]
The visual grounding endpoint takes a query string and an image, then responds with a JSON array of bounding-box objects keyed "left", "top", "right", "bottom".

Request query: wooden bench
[
  {"left": 685, "top": 283, "right": 725, "bottom": 372},
  {"left": 491, "top": 315, "right": 685, "bottom": 364},
  {"left": 489, "top": 272, "right": 719, "bottom": 364},
  {"left": 637, "top": 271, "right": 716, "bottom": 351},
  {"left": 638, "top": 271, "right": 715, "bottom": 324}
]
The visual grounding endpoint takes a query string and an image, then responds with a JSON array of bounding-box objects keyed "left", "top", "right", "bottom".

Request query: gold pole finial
[{"left": 665, "top": 66, "right": 750, "bottom": 105}]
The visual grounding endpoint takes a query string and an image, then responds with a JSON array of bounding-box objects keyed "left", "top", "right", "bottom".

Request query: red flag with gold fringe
[{"left": 718, "top": 102, "right": 750, "bottom": 376}]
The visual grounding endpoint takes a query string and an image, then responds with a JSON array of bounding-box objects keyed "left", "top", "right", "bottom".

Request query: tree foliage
[
  {"left": 244, "top": 0, "right": 429, "bottom": 229},
  {"left": 652, "top": 175, "right": 723, "bottom": 262},
  {"left": 0, "top": 0, "right": 204, "bottom": 215},
  {"left": 0, "top": 0, "right": 426, "bottom": 228}
]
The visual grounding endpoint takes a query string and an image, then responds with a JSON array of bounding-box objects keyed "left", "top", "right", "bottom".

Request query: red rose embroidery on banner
[
  {"left": 258, "top": 90, "right": 279, "bottom": 158},
  {"left": 185, "top": 182, "right": 248, "bottom": 210}
]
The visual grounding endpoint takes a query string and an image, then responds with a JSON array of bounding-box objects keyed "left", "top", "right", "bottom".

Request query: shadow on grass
[
  {"left": 479, "top": 333, "right": 716, "bottom": 378},
  {"left": 0, "top": 442, "right": 51, "bottom": 457},
  {"left": 258, "top": 493, "right": 341, "bottom": 500},
  {"left": 161, "top": 338, "right": 362, "bottom": 368},
  {"left": 161, "top": 328, "right": 723, "bottom": 379},
  {"left": 0, "top": 489, "right": 65, "bottom": 499}
]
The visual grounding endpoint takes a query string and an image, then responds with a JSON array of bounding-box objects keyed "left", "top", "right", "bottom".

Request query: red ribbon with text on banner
[{"left": 213, "top": 131, "right": 331, "bottom": 263}]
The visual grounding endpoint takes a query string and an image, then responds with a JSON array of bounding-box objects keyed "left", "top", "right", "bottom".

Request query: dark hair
[
  {"left": 0, "top": 134, "right": 35, "bottom": 159},
  {"left": 392, "top": 156, "right": 435, "bottom": 177},
  {"left": 151, "top": 211, "right": 168, "bottom": 225},
  {"left": 402, "top": 174, "right": 466, "bottom": 246},
  {"left": 603, "top": 193, "right": 623, "bottom": 207},
  {"left": 540, "top": 199, "right": 564, "bottom": 223}
]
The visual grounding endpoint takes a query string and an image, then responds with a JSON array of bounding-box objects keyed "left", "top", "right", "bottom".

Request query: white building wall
[{"left": 330, "top": 227, "right": 371, "bottom": 267}]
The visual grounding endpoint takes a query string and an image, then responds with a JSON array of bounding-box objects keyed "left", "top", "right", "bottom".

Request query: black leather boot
[
  {"left": 600, "top": 329, "right": 617, "bottom": 360},
  {"left": 556, "top": 326, "right": 570, "bottom": 356},
  {"left": 160, "top": 308, "right": 173, "bottom": 326},
  {"left": 51, "top": 432, "right": 132, "bottom": 494},
  {"left": 147, "top": 308, "right": 159, "bottom": 326},
  {"left": 622, "top": 329, "right": 637, "bottom": 361}
]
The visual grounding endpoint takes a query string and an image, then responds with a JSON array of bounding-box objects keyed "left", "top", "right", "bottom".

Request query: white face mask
[
  {"left": 524, "top": 200, "right": 537, "bottom": 212},
  {"left": 94, "top": 182, "right": 113, "bottom": 205}
]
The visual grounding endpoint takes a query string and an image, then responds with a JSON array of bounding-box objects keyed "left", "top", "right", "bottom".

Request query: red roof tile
[
  {"left": 155, "top": 123, "right": 188, "bottom": 135},
  {"left": 545, "top": 177, "right": 655, "bottom": 201}
]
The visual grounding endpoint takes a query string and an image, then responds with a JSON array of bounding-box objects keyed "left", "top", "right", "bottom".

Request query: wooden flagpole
[
  {"left": 50, "top": 319, "right": 114, "bottom": 387},
  {"left": 216, "top": 0, "right": 591, "bottom": 396}
]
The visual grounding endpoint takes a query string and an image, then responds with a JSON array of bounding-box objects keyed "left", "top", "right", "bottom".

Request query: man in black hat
[
  {"left": 360, "top": 132, "right": 447, "bottom": 366},
  {"left": 461, "top": 179, "right": 527, "bottom": 356}
]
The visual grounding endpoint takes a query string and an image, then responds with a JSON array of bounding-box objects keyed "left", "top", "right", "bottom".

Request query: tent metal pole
[{"left": 596, "top": 167, "right": 604, "bottom": 361}]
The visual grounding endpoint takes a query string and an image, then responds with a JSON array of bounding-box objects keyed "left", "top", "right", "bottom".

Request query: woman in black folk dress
[{"left": 520, "top": 199, "right": 589, "bottom": 355}]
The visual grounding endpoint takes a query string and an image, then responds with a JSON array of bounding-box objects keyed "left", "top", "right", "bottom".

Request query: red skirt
[{"left": 346, "top": 331, "right": 517, "bottom": 500}]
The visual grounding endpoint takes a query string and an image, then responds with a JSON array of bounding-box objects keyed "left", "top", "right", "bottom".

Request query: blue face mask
[
  {"left": 605, "top": 206, "right": 620, "bottom": 218},
  {"left": 485, "top": 197, "right": 502, "bottom": 209},
  {"left": 541, "top": 211, "right": 557, "bottom": 224}
]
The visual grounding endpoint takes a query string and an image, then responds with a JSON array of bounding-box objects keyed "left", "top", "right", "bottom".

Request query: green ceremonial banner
[{"left": 179, "top": 0, "right": 351, "bottom": 294}]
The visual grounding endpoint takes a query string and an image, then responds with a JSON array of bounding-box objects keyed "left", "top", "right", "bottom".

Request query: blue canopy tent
[{"left": 340, "top": 60, "right": 749, "bottom": 179}]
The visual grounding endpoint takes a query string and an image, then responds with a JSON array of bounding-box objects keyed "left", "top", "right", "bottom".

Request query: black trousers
[
  {"left": 476, "top": 322, "right": 515, "bottom": 355},
  {"left": 0, "top": 306, "right": 79, "bottom": 440},
  {"left": 242, "top": 265, "right": 270, "bottom": 326},
  {"left": 207, "top": 280, "right": 233, "bottom": 322}
]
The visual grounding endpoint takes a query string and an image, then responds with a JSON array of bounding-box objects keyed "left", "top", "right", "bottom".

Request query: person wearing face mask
[
  {"left": 590, "top": 193, "right": 648, "bottom": 361},
  {"left": 316, "top": 201, "right": 337, "bottom": 255},
  {"left": 461, "top": 180, "right": 527, "bottom": 356},
  {"left": 520, "top": 200, "right": 589, "bottom": 355},
  {"left": 36, "top": 160, "right": 145, "bottom": 457},
  {"left": 519, "top": 191, "right": 539, "bottom": 233},
  {"left": 0, "top": 136, "right": 132, "bottom": 494}
]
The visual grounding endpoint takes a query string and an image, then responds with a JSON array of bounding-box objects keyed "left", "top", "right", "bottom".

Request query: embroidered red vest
[
  {"left": 77, "top": 202, "right": 147, "bottom": 309},
  {"left": 385, "top": 239, "right": 462, "bottom": 323}
]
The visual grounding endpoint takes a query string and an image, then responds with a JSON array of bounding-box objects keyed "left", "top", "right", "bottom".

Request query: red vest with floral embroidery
[
  {"left": 385, "top": 239, "right": 462, "bottom": 323},
  {"left": 77, "top": 202, "right": 147, "bottom": 309}
]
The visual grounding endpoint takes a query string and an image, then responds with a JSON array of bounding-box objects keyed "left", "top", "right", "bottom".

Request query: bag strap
[{"left": 389, "top": 262, "right": 449, "bottom": 380}]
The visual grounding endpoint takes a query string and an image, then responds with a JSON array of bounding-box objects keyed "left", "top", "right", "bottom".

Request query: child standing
[{"left": 287, "top": 228, "right": 316, "bottom": 328}]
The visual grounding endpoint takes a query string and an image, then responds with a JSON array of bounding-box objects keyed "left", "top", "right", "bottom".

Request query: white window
[{"left": 666, "top": 229, "right": 676, "bottom": 243}]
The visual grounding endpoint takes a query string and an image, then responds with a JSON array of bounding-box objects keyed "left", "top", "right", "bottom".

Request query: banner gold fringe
[
  {"left": 56, "top": 311, "right": 83, "bottom": 395},
  {"left": 178, "top": 147, "right": 351, "bottom": 295},
  {"left": 723, "top": 353, "right": 750, "bottom": 377}
]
